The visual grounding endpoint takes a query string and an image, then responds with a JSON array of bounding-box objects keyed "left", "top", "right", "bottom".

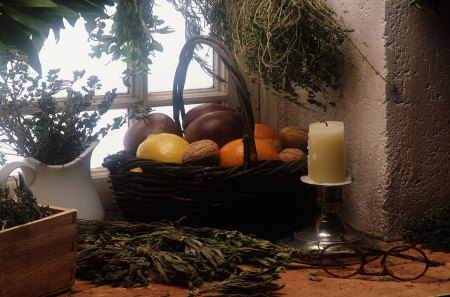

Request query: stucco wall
[
  {"left": 277, "top": 0, "right": 449, "bottom": 239},
  {"left": 384, "top": 1, "right": 450, "bottom": 237}
]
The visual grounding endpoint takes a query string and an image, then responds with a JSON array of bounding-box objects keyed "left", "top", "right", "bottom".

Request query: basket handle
[{"left": 172, "top": 35, "right": 257, "bottom": 169}]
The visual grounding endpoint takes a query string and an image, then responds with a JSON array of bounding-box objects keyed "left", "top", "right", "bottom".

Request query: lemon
[{"left": 136, "top": 133, "right": 189, "bottom": 163}]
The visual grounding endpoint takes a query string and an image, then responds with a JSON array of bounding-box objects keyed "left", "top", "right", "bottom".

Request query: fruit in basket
[
  {"left": 254, "top": 123, "right": 283, "bottom": 152},
  {"left": 182, "top": 103, "right": 238, "bottom": 130},
  {"left": 219, "top": 138, "right": 280, "bottom": 167},
  {"left": 279, "top": 126, "right": 308, "bottom": 150},
  {"left": 260, "top": 138, "right": 283, "bottom": 153},
  {"left": 182, "top": 139, "right": 220, "bottom": 166},
  {"left": 136, "top": 133, "right": 189, "bottom": 163},
  {"left": 184, "top": 110, "right": 244, "bottom": 147},
  {"left": 123, "top": 113, "right": 183, "bottom": 155},
  {"left": 254, "top": 123, "right": 280, "bottom": 141},
  {"left": 279, "top": 148, "right": 305, "bottom": 162}
]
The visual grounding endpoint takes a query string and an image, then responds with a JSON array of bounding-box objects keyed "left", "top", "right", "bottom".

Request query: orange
[
  {"left": 254, "top": 123, "right": 281, "bottom": 141},
  {"left": 219, "top": 138, "right": 280, "bottom": 167},
  {"left": 136, "top": 133, "right": 189, "bottom": 163}
]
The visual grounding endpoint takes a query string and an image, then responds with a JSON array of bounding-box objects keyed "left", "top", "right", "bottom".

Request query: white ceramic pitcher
[{"left": 0, "top": 141, "right": 104, "bottom": 220}]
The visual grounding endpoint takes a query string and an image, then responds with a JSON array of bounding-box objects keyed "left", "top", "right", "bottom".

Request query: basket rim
[{"left": 102, "top": 150, "right": 307, "bottom": 179}]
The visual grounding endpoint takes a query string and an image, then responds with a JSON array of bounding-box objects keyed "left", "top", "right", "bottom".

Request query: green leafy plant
[
  {"left": 0, "top": 0, "right": 114, "bottom": 75},
  {"left": 0, "top": 50, "right": 126, "bottom": 166},
  {"left": 0, "top": 174, "right": 52, "bottom": 230},
  {"left": 88, "top": 0, "right": 173, "bottom": 86}
]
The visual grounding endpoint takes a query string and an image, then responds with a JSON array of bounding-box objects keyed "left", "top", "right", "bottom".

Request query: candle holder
[{"left": 280, "top": 176, "right": 378, "bottom": 251}]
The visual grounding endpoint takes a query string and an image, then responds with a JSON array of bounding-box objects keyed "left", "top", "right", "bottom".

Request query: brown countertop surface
[{"left": 61, "top": 242, "right": 450, "bottom": 297}]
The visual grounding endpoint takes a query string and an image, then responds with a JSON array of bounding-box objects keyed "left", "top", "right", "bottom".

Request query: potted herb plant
[{"left": 0, "top": 50, "right": 126, "bottom": 220}]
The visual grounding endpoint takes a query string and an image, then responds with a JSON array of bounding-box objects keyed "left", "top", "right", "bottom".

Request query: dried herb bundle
[
  {"left": 0, "top": 174, "right": 52, "bottom": 230},
  {"left": 77, "top": 220, "right": 315, "bottom": 293},
  {"left": 168, "top": 0, "right": 347, "bottom": 110}
]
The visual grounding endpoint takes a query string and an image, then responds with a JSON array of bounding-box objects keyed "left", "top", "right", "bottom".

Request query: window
[{"left": 3, "top": 1, "right": 228, "bottom": 168}]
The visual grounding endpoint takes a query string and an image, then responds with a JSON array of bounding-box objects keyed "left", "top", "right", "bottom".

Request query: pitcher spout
[{"left": 65, "top": 140, "right": 100, "bottom": 170}]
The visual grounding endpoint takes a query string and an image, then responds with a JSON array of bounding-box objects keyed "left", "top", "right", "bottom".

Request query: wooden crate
[{"left": 0, "top": 206, "right": 77, "bottom": 297}]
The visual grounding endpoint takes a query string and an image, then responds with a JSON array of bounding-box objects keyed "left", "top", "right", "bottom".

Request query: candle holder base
[
  {"left": 279, "top": 218, "right": 377, "bottom": 251},
  {"left": 279, "top": 176, "right": 378, "bottom": 252}
]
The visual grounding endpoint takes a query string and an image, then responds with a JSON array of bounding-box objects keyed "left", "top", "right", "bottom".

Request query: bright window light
[
  {"left": 39, "top": 18, "right": 127, "bottom": 95},
  {"left": 150, "top": 0, "right": 213, "bottom": 92}
]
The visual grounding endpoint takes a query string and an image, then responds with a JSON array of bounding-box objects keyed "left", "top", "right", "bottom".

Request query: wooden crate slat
[
  {"left": 0, "top": 207, "right": 77, "bottom": 297},
  {"left": 0, "top": 253, "right": 76, "bottom": 297},
  {"left": 0, "top": 224, "right": 77, "bottom": 271}
]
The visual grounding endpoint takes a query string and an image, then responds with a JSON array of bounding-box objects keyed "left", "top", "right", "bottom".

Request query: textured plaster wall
[
  {"left": 277, "top": 0, "right": 449, "bottom": 240},
  {"left": 384, "top": 2, "right": 450, "bottom": 237}
]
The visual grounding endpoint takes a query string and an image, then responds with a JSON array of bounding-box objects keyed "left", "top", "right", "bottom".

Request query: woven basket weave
[{"left": 103, "top": 36, "right": 316, "bottom": 240}]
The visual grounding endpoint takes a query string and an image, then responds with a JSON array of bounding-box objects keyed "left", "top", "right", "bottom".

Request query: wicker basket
[{"left": 103, "top": 36, "right": 317, "bottom": 240}]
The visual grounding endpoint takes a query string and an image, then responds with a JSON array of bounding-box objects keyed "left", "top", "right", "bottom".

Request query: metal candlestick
[{"left": 280, "top": 176, "right": 378, "bottom": 251}]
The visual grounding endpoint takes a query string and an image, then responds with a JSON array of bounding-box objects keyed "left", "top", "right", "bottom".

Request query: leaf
[
  {"left": 0, "top": 17, "right": 42, "bottom": 74},
  {"left": 309, "top": 276, "right": 322, "bottom": 282},
  {"left": 65, "top": 17, "right": 80, "bottom": 27},
  {"left": 2, "top": 6, "right": 52, "bottom": 33},
  {"left": 48, "top": 4, "right": 80, "bottom": 18},
  {"left": 5, "top": 0, "right": 58, "bottom": 8},
  {"left": 31, "top": 33, "right": 46, "bottom": 53}
]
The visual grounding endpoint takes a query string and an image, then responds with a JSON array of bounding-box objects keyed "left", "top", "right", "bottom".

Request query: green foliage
[
  {"left": 403, "top": 205, "right": 450, "bottom": 252},
  {"left": 0, "top": 0, "right": 114, "bottom": 74},
  {"left": 168, "top": 0, "right": 348, "bottom": 110},
  {"left": 0, "top": 174, "right": 52, "bottom": 230},
  {"left": 88, "top": 0, "right": 173, "bottom": 86},
  {"left": 0, "top": 50, "right": 126, "bottom": 165}
]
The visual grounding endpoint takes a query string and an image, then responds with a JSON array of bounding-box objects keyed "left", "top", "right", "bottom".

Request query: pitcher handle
[{"left": 0, "top": 161, "right": 36, "bottom": 188}]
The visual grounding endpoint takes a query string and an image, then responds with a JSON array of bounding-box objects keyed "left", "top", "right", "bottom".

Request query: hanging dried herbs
[
  {"left": 77, "top": 220, "right": 317, "bottom": 293},
  {"left": 0, "top": 174, "right": 52, "bottom": 230},
  {"left": 167, "top": 0, "right": 348, "bottom": 110},
  {"left": 88, "top": 0, "right": 173, "bottom": 86}
]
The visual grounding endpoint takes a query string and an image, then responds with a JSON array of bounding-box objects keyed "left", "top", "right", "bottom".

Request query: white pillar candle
[{"left": 307, "top": 121, "right": 346, "bottom": 183}]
